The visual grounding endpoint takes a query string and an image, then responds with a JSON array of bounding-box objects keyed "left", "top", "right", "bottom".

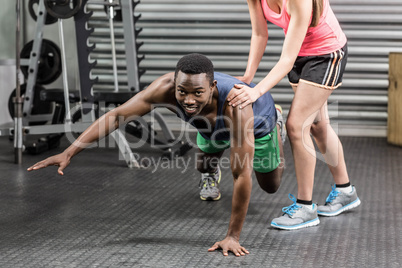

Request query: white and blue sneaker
[
  {"left": 317, "top": 185, "right": 361, "bottom": 217},
  {"left": 271, "top": 194, "right": 320, "bottom": 230}
]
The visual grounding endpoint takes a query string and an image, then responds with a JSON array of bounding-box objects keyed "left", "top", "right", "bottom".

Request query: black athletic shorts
[{"left": 288, "top": 43, "right": 348, "bottom": 90}]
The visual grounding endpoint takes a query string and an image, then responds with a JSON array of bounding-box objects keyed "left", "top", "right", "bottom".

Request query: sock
[
  {"left": 297, "top": 199, "right": 313, "bottom": 209},
  {"left": 210, "top": 167, "right": 219, "bottom": 175},
  {"left": 336, "top": 182, "right": 352, "bottom": 193},
  {"left": 205, "top": 166, "right": 219, "bottom": 175}
]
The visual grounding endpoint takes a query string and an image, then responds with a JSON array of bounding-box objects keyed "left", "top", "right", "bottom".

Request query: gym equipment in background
[
  {"left": 44, "top": 0, "right": 83, "bottom": 19},
  {"left": 8, "top": 84, "right": 53, "bottom": 126},
  {"left": 28, "top": 0, "right": 58, "bottom": 24},
  {"left": 3, "top": 0, "right": 192, "bottom": 165},
  {"left": 20, "top": 39, "right": 62, "bottom": 85}
]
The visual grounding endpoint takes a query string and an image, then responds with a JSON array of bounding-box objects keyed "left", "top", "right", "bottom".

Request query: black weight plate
[
  {"left": 8, "top": 84, "right": 53, "bottom": 125},
  {"left": 20, "top": 39, "right": 62, "bottom": 85},
  {"left": 28, "top": 0, "right": 58, "bottom": 25},
  {"left": 45, "top": 0, "right": 82, "bottom": 19}
]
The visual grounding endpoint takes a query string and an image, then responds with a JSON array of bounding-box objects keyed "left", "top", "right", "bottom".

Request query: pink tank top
[{"left": 261, "top": 0, "right": 347, "bottom": 56}]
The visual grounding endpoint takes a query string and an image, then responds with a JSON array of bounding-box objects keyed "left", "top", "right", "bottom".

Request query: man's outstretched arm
[
  {"left": 27, "top": 73, "right": 176, "bottom": 174},
  {"left": 208, "top": 101, "right": 255, "bottom": 256}
]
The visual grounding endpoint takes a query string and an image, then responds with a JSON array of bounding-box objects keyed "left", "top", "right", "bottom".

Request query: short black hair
[{"left": 174, "top": 53, "right": 214, "bottom": 86}]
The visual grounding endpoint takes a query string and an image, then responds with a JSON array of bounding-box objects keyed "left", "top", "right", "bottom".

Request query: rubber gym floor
[{"left": 0, "top": 134, "right": 401, "bottom": 268}]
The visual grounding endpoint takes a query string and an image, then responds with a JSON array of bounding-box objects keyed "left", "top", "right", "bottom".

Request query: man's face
[{"left": 175, "top": 71, "right": 214, "bottom": 117}]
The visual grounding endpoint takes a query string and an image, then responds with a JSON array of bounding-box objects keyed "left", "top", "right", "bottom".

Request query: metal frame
[
  {"left": 121, "top": 0, "right": 140, "bottom": 92},
  {"left": 4, "top": 0, "right": 191, "bottom": 167},
  {"left": 2, "top": 0, "right": 143, "bottom": 168},
  {"left": 21, "top": 0, "right": 54, "bottom": 124}
]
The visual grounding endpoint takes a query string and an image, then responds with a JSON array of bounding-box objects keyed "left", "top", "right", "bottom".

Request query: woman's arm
[
  {"left": 239, "top": 0, "right": 269, "bottom": 84},
  {"left": 229, "top": 0, "right": 313, "bottom": 108}
]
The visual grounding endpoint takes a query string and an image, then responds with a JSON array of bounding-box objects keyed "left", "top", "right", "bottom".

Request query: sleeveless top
[
  {"left": 176, "top": 72, "right": 277, "bottom": 141},
  {"left": 261, "top": 0, "right": 347, "bottom": 56}
]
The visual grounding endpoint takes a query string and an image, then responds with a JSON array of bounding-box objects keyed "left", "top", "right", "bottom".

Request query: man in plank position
[{"left": 28, "top": 53, "right": 285, "bottom": 256}]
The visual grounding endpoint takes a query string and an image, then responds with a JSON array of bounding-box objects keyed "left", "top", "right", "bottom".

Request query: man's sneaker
[
  {"left": 317, "top": 185, "right": 361, "bottom": 217},
  {"left": 271, "top": 194, "right": 320, "bottom": 230},
  {"left": 199, "top": 167, "right": 221, "bottom": 201},
  {"left": 275, "top": 104, "right": 286, "bottom": 145}
]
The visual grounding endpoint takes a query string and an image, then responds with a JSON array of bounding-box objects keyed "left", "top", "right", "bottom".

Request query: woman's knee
[{"left": 285, "top": 117, "right": 303, "bottom": 141}]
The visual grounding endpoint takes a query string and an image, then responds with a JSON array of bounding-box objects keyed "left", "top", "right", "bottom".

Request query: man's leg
[
  {"left": 195, "top": 132, "right": 229, "bottom": 201},
  {"left": 254, "top": 124, "right": 284, "bottom": 194},
  {"left": 196, "top": 149, "right": 225, "bottom": 201},
  {"left": 196, "top": 149, "right": 225, "bottom": 173}
]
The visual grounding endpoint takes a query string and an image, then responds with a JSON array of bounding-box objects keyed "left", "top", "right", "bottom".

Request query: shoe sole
[
  {"left": 271, "top": 217, "right": 320, "bottom": 230},
  {"left": 200, "top": 193, "right": 221, "bottom": 201},
  {"left": 317, "top": 198, "right": 361, "bottom": 217}
]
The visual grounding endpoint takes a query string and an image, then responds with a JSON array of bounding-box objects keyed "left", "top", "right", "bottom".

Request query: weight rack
[
  {"left": 2, "top": 0, "right": 192, "bottom": 167},
  {"left": 1, "top": 0, "right": 144, "bottom": 167}
]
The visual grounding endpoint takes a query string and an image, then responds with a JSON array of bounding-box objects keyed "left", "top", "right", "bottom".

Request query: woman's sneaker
[
  {"left": 317, "top": 185, "right": 361, "bottom": 217},
  {"left": 271, "top": 194, "right": 320, "bottom": 230},
  {"left": 199, "top": 166, "right": 221, "bottom": 201}
]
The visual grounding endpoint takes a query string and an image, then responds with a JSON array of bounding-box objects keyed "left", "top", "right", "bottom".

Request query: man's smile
[{"left": 183, "top": 105, "right": 198, "bottom": 114}]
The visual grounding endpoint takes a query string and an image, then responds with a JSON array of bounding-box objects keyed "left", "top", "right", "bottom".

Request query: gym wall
[
  {"left": 2, "top": 1, "right": 402, "bottom": 137},
  {"left": 136, "top": 0, "right": 402, "bottom": 137}
]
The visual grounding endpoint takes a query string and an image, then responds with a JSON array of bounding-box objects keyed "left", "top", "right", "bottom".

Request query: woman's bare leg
[
  {"left": 310, "top": 102, "right": 350, "bottom": 185},
  {"left": 287, "top": 82, "right": 332, "bottom": 201}
]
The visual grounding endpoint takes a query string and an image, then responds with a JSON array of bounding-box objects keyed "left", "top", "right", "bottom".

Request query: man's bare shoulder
[{"left": 142, "top": 72, "right": 176, "bottom": 104}]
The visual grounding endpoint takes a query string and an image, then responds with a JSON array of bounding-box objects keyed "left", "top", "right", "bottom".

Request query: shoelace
[
  {"left": 325, "top": 185, "right": 340, "bottom": 204},
  {"left": 199, "top": 173, "right": 218, "bottom": 190},
  {"left": 282, "top": 194, "right": 301, "bottom": 216}
]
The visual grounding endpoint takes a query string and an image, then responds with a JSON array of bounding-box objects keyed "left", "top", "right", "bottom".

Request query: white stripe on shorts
[
  {"left": 334, "top": 49, "right": 345, "bottom": 86},
  {"left": 322, "top": 52, "right": 334, "bottom": 85}
]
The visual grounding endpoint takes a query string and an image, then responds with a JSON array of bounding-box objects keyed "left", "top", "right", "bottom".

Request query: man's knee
[
  {"left": 255, "top": 170, "right": 282, "bottom": 194},
  {"left": 264, "top": 182, "right": 280, "bottom": 194}
]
